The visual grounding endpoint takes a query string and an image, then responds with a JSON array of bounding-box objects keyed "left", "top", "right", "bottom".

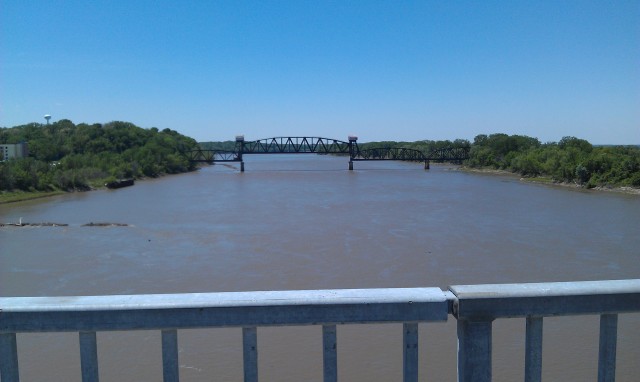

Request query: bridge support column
[
  {"left": 425, "top": 160, "right": 430, "bottom": 170},
  {"left": 236, "top": 135, "right": 245, "bottom": 173},
  {"left": 348, "top": 135, "right": 358, "bottom": 171}
]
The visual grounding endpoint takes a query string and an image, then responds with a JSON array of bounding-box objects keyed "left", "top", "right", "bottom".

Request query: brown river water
[{"left": 1, "top": 155, "right": 639, "bottom": 381}]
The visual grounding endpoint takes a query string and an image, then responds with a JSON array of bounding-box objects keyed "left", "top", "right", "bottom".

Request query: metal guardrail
[
  {"left": 1, "top": 280, "right": 639, "bottom": 382},
  {"left": 450, "top": 279, "right": 640, "bottom": 382},
  {"left": 0, "top": 288, "right": 448, "bottom": 382}
]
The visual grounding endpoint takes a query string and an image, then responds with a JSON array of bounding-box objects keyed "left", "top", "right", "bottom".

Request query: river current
[{"left": 1, "top": 155, "right": 639, "bottom": 381}]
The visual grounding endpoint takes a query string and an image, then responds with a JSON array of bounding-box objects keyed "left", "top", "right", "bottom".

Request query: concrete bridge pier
[
  {"left": 348, "top": 135, "right": 358, "bottom": 171},
  {"left": 236, "top": 135, "right": 245, "bottom": 173}
]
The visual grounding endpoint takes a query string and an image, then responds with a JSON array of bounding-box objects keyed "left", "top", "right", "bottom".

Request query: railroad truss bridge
[{"left": 187, "top": 136, "right": 470, "bottom": 171}]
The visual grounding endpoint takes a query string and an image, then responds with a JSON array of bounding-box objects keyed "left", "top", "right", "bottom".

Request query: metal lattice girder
[
  {"left": 187, "top": 137, "right": 470, "bottom": 165},
  {"left": 187, "top": 149, "right": 240, "bottom": 162},
  {"left": 242, "top": 137, "right": 352, "bottom": 154},
  {"left": 353, "top": 146, "right": 470, "bottom": 163},
  {"left": 353, "top": 147, "right": 427, "bottom": 161}
]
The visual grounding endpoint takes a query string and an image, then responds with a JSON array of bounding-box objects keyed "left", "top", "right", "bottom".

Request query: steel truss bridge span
[
  {"left": 188, "top": 136, "right": 469, "bottom": 171},
  {"left": 242, "top": 137, "right": 353, "bottom": 155},
  {"left": 187, "top": 150, "right": 239, "bottom": 163},
  {"left": 353, "top": 147, "right": 427, "bottom": 161}
]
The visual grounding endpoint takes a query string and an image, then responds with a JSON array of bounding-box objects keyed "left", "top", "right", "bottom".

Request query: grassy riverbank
[{"left": 0, "top": 190, "right": 67, "bottom": 204}]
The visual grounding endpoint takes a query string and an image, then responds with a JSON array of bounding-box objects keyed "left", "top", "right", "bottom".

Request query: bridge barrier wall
[{"left": 1, "top": 279, "right": 639, "bottom": 382}]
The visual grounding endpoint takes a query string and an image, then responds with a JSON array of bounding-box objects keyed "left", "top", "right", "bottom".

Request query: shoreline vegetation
[
  {"left": 1, "top": 120, "right": 198, "bottom": 204},
  {"left": 0, "top": 190, "right": 67, "bottom": 204},
  {"left": 460, "top": 134, "right": 640, "bottom": 195},
  {"left": 458, "top": 166, "right": 640, "bottom": 195},
  {"left": 2, "top": 123, "right": 639, "bottom": 204},
  {"left": 353, "top": 134, "right": 639, "bottom": 195},
  {"left": 351, "top": 134, "right": 640, "bottom": 195}
]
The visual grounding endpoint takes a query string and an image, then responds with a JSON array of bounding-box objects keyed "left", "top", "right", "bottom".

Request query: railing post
[
  {"left": 79, "top": 331, "right": 99, "bottom": 382},
  {"left": 524, "top": 316, "right": 543, "bottom": 382},
  {"left": 161, "top": 329, "right": 179, "bottom": 382},
  {"left": 0, "top": 333, "right": 19, "bottom": 382},
  {"left": 598, "top": 313, "right": 618, "bottom": 382},
  {"left": 243, "top": 327, "right": 258, "bottom": 382},
  {"left": 403, "top": 323, "right": 419, "bottom": 382},
  {"left": 456, "top": 319, "right": 492, "bottom": 382},
  {"left": 322, "top": 325, "right": 337, "bottom": 382}
]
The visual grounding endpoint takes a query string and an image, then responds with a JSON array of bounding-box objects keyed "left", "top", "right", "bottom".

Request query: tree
[
  {"left": 1, "top": 120, "right": 198, "bottom": 192},
  {"left": 466, "top": 133, "right": 640, "bottom": 188}
]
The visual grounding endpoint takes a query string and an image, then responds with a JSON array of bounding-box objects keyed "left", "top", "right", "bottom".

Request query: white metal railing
[
  {"left": 0, "top": 288, "right": 448, "bottom": 382},
  {"left": 1, "top": 280, "right": 639, "bottom": 382},
  {"left": 450, "top": 279, "right": 640, "bottom": 382}
]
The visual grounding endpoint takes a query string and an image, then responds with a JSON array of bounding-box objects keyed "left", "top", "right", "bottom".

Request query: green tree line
[
  {"left": 343, "top": 134, "right": 639, "bottom": 188},
  {"left": 467, "top": 134, "right": 640, "bottom": 188},
  {"left": 1, "top": 120, "right": 198, "bottom": 192}
]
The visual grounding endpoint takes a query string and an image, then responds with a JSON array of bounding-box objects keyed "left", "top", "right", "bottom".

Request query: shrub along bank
[
  {"left": 0, "top": 120, "right": 198, "bottom": 198},
  {"left": 466, "top": 134, "right": 640, "bottom": 188}
]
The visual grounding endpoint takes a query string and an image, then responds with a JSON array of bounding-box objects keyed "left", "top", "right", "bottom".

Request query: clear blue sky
[{"left": 2, "top": 1, "right": 639, "bottom": 144}]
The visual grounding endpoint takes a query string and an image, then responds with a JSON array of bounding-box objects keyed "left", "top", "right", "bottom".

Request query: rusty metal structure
[
  {"left": 241, "top": 136, "right": 353, "bottom": 155},
  {"left": 353, "top": 147, "right": 427, "bottom": 161},
  {"left": 186, "top": 149, "right": 238, "bottom": 163},
  {"left": 187, "top": 136, "right": 470, "bottom": 171}
]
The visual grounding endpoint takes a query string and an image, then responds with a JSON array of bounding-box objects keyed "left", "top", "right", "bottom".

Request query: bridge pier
[
  {"left": 236, "top": 135, "right": 245, "bottom": 172},
  {"left": 348, "top": 136, "right": 358, "bottom": 171},
  {"left": 425, "top": 160, "right": 430, "bottom": 170}
]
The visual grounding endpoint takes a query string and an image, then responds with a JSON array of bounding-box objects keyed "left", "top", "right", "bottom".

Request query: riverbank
[
  {"left": 0, "top": 184, "right": 130, "bottom": 205},
  {"left": 0, "top": 190, "right": 68, "bottom": 204},
  {"left": 459, "top": 166, "right": 640, "bottom": 195},
  {"left": 0, "top": 169, "right": 201, "bottom": 205},
  {"left": 4, "top": 166, "right": 637, "bottom": 204},
  {"left": 1, "top": 181, "right": 128, "bottom": 205}
]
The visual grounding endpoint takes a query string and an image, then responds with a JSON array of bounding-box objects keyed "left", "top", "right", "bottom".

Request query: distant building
[{"left": 0, "top": 142, "right": 29, "bottom": 161}]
